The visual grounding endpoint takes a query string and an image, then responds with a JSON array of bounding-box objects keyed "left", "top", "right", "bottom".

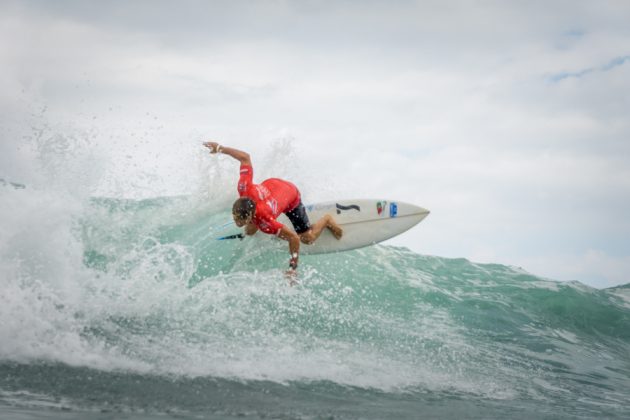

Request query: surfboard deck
[{"left": 216, "top": 199, "right": 429, "bottom": 255}]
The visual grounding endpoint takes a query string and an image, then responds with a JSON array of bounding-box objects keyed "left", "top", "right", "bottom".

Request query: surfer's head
[{"left": 232, "top": 197, "right": 256, "bottom": 226}]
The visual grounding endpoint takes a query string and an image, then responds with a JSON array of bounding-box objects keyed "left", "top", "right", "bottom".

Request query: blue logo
[{"left": 389, "top": 202, "right": 398, "bottom": 218}]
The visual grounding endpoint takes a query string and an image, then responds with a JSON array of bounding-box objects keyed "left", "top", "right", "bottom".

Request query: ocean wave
[{"left": 1, "top": 184, "right": 630, "bottom": 418}]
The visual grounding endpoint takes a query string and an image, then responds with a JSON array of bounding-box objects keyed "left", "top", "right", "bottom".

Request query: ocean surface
[{"left": 1, "top": 184, "right": 630, "bottom": 419}]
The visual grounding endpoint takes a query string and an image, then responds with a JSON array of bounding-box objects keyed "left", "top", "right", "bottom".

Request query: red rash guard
[{"left": 237, "top": 164, "right": 301, "bottom": 235}]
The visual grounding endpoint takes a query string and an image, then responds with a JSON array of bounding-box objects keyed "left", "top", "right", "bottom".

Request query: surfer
[{"left": 203, "top": 142, "right": 343, "bottom": 276}]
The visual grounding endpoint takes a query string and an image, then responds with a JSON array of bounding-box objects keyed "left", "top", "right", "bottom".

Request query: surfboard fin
[{"left": 216, "top": 233, "right": 245, "bottom": 241}]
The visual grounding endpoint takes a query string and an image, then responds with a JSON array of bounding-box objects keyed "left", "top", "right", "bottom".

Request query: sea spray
[{"left": 1, "top": 130, "right": 629, "bottom": 418}]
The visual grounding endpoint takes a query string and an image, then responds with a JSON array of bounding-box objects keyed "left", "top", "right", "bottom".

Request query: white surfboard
[{"left": 217, "top": 199, "right": 429, "bottom": 255}]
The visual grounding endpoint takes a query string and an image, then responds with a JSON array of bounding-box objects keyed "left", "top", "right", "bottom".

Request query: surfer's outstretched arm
[
  {"left": 203, "top": 141, "right": 252, "bottom": 166},
  {"left": 278, "top": 225, "right": 300, "bottom": 272}
]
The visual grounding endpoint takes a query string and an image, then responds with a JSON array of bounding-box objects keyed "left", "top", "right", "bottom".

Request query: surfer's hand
[
  {"left": 285, "top": 268, "right": 299, "bottom": 286},
  {"left": 203, "top": 141, "right": 221, "bottom": 153}
]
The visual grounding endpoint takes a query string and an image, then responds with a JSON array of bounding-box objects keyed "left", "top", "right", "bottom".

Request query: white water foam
[{"left": 0, "top": 126, "right": 527, "bottom": 399}]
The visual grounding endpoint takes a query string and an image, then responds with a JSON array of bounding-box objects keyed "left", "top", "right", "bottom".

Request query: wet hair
[{"left": 232, "top": 197, "right": 256, "bottom": 221}]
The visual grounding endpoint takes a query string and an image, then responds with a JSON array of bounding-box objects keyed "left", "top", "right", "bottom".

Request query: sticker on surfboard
[
  {"left": 335, "top": 203, "right": 361, "bottom": 214},
  {"left": 377, "top": 201, "right": 387, "bottom": 216},
  {"left": 389, "top": 202, "right": 398, "bottom": 218}
]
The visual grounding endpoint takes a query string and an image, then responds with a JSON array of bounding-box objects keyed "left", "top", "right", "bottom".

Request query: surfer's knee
[{"left": 300, "top": 233, "right": 315, "bottom": 245}]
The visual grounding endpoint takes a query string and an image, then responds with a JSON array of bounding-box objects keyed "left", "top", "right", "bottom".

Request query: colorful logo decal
[
  {"left": 389, "top": 202, "right": 398, "bottom": 218},
  {"left": 335, "top": 203, "right": 361, "bottom": 215},
  {"left": 377, "top": 201, "right": 388, "bottom": 216}
]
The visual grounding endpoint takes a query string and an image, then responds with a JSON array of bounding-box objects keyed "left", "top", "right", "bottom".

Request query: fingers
[{"left": 203, "top": 141, "right": 219, "bottom": 153}]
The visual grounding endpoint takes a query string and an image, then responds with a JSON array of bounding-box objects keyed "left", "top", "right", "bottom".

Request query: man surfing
[{"left": 203, "top": 142, "right": 343, "bottom": 276}]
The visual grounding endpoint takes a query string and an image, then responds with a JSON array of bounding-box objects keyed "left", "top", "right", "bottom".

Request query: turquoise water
[{"left": 1, "top": 189, "right": 629, "bottom": 419}]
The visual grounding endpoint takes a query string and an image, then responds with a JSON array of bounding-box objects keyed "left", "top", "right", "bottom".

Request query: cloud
[{"left": 549, "top": 55, "right": 630, "bottom": 82}]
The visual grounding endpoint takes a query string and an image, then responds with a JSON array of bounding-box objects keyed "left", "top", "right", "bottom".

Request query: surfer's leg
[
  {"left": 300, "top": 215, "right": 343, "bottom": 244},
  {"left": 325, "top": 215, "right": 343, "bottom": 240},
  {"left": 285, "top": 201, "right": 343, "bottom": 244}
]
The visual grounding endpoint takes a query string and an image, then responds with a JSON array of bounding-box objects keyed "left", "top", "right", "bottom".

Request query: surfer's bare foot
[{"left": 327, "top": 221, "right": 343, "bottom": 240}]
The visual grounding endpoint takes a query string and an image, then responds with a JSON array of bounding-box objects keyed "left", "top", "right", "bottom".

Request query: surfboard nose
[
  {"left": 417, "top": 207, "right": 430, "bottom": 221},
  {"left": 408, "top": 204, "right": 430, "bottom": 216}
]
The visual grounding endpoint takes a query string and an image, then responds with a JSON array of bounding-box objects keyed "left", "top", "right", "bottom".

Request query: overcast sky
[{"left": 1, "top": 0, "right": 629, "bottom": 288}]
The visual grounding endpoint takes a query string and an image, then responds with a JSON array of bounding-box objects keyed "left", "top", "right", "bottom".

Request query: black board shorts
[{"left": 284, "top": 201, "right": 311, "bottom": 234}]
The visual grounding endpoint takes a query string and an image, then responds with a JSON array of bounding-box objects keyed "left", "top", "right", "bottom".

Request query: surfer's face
[{"left": 233, "top": 213, "right": 251, "bottom": 227}]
